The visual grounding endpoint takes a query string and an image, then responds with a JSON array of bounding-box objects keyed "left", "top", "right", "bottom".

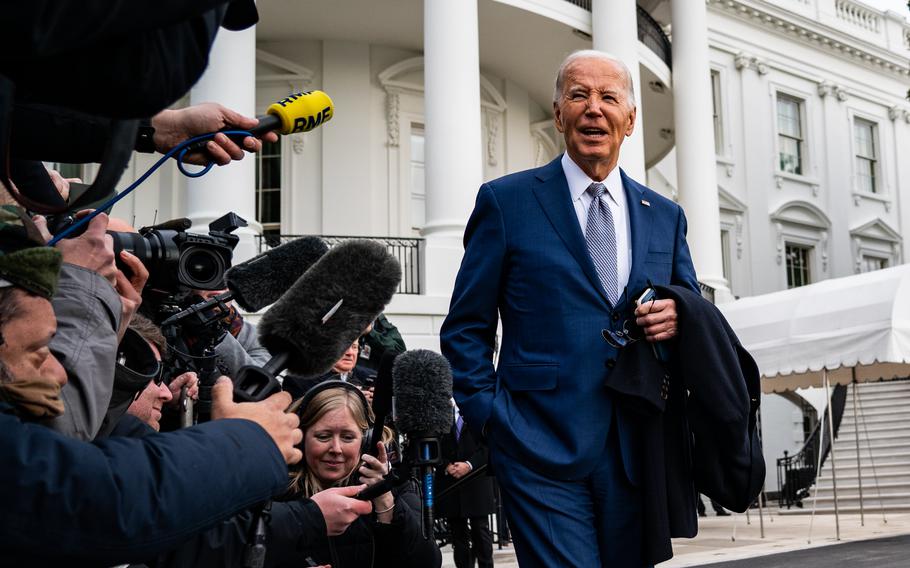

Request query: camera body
[{"left": 110, "top": 212, "right": 246, "bottom": 293}]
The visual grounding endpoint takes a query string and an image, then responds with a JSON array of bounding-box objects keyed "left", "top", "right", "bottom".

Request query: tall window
[
  {"left": 409, "top": 124, "right": 426, "bottom": 231},
  {"left": 854, "top": 118, "right": 878, "bottom": 193},
  {"left": 711, "top": 70, "right": 723, "bottom": 155},
  {"left": 255, "top": 139, "right": 282, "bottom": 244},
  {"left": 777, "top": 95, "right": 803, "bottom": 175},
  {"left": 785, "top": 244, "right": 811, "bottom": 288}
]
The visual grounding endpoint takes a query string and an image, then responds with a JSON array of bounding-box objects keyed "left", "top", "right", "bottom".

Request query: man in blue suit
[{"left": 441, "top": 50, "right": 700, "bottom": 567}]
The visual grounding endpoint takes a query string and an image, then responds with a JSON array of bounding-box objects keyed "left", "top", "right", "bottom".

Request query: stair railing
[{"left": 777, "top": 383, "right": 848, "bottom": 508}]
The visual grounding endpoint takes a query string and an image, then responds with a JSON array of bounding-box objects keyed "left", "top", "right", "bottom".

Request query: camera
[{"left": 110, "top": 212, "right": 246, "bottom": 293}]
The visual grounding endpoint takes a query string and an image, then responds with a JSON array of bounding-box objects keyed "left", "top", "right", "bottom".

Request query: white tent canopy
[{"left": 719, "top": 264, "right": 910, "bottom": 393}]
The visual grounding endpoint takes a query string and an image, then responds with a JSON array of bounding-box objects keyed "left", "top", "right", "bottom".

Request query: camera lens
[{"left": 179, "top": 247, "right": 225, "bottom": 289}]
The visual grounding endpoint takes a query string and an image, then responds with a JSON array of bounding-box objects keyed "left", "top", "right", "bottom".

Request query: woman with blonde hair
[{"left": 276, "top": 380, "right": 441, "bottom": 568}]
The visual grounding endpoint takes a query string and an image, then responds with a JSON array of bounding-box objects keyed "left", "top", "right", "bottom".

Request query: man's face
[
  {"left": 332, "top": 341, "right": 359, "bottom": 374},
  {"left": 553, "top": 57, "right": 636, "bottom": 178},
  {"left": 128, "top": 380, "right": 173, "bottom": 431},
  {"left": 127, "top": 342, "right": 172, "bottom": 431},
  {"left": 0, "top": 290, "right": 66, "bottom": 387}
]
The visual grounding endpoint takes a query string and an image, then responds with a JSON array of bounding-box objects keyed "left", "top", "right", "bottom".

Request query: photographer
[{"left": 0, "top": 232, "right": 307, "bottom": 565}]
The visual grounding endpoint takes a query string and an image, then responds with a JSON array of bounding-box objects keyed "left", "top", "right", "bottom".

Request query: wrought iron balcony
[
  {"left": 256, "top": 234, "right": 423, "bottom": 295},
  {"left": 562, "top": 2, "right": 672, "bottom": 68}
]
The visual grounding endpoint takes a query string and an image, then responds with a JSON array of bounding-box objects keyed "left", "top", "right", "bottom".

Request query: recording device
[
  {"left": 356, "top": 349, "right": 453, "bottom": 538},
  {"left": 182, "top": 90, "right": 335, "bottom": 157},
  {"left": 233, "top": 239, "right": 401, "bottom": 402},
  {"left": 364, "top": 351, "right": 398, "bottom": 458},
  {"left": 224, "top": 235, "right": 329, "bottom": 312},
  {"left": 635, "top": 286, "right": 668, "bottom": 363},
  {"left": 111, "top": 212, "right": 246, "bottom": 294}
]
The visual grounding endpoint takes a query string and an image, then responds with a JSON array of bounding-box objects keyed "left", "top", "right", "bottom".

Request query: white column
[
  {"left": 592, "top": 0, "right": 645, "bottom": 181},
  {"left": 670, "top": 0, "right": 728, "bottom": 296},
  {"left": 423, "top": 0, "right": 483, "bottom": 297},
  {"left": 188, "top": 27, "right": 259, "bottom": 263}
]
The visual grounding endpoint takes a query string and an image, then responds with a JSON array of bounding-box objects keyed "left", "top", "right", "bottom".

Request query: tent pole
[
  {"left": 852, "top": 370, "right": 864, "bottom": 526},
  {"left": 807, "top": 390, "right": 826, "bottom": 544},
  {"left": 824, "top": 369, "right": 841, "bottom": 540}
]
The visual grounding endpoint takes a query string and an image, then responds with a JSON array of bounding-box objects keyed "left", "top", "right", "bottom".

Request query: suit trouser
[
  {"left": 449, "top": 515, "right": 494, "bottom": 568},
  {"left": 491, "top": 423, "right": 648, "bottom": 568}
]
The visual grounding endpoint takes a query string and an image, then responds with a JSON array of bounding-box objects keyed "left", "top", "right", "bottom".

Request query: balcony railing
[
  {"left": 256, "top": 234, "right": 423, "bottom": 295},
  {"left": 698, "top": 281, "right": 715, "bottom": 304},
  {"left": 561, "top": 2, "right": 672, "bottom": 68}
]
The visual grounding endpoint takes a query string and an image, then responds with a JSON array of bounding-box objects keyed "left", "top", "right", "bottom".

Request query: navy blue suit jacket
[{"left": 441, "top": 156, "right": 699, "bottom": 482}]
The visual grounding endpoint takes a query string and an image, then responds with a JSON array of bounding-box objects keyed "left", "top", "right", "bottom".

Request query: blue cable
[{"left": 47, "top": 129, "right": 253, "bottom": 245}]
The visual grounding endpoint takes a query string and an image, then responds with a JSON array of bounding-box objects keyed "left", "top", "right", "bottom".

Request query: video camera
[{"left": 111, "top": 212, "right": 246, "bottom": 294}]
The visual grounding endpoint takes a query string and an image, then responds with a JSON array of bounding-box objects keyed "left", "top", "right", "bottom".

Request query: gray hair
[{"left": 553, "top": 50, "right": 636, "bottom": 106}]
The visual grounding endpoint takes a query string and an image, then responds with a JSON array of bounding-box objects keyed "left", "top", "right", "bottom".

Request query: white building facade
[{"left": 98, "top": 0, "right": 910, "bottom": 492}]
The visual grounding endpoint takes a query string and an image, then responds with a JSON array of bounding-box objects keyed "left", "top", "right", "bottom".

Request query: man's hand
[
  {"left": 166, "top": 371, "right": 199, "bottom": 408},
  {"left": 360, "top": 385, "right": 374, "bottom": 405},
  {"left": 52, "top": 212, "right": 118, "bottom": 286},
  {"left": 310, "top": 485, "right": 373, "bottom": 536},
  {"left": 211, "top": 376, "right": 303, "bottom": 465},
  {"left": 634, "top": 298, "right": 678, "bottom": 342},
  {"left": 45, "top": 168, "right": 82, "bottom": 202},
  {"left": 446, "top": 462, "right": 472, "bottom": 479},
  {"left": 151, "top": 103, "right": 279, "bottom": 166},
  {"left": 114, "top": 250, "right": 147, "bottom": 342}
]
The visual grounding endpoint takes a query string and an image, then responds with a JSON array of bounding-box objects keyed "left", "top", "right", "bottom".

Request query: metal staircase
[{"left": 786, "top": 379, "right": 910, "bottom": 515}]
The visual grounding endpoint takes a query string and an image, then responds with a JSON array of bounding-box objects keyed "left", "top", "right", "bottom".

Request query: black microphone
[
  {"left": 232, "top": 240, "right": 401, "bottom": 402},
  {"left": 364, "top": 350, "right": 398, "bottom": 457},
  {"left": 391, "top": 349, "right": 454, "bottom": 538},
  {"left": 224, "top": 236, "right": 329, "bottom": 312}
]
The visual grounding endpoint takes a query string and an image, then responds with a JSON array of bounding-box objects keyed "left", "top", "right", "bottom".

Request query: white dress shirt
[{"left": 561, "top": 152, "right": 632, "bottom": 301}]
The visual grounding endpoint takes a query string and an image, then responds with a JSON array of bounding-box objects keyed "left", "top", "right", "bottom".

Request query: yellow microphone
[
  {"left": 183, "top": 90, "right": 334, "bottom": 156},
  {"left": 261, "top": 90, "right": 334, "bottom": 134}
]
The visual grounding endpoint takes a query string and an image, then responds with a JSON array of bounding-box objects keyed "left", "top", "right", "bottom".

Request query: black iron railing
[
  {"left": 560, "top": 2, "right": 673, "bottom": 68},
  {"left": 777, "top": 384, "right": 848, "bottom": 509},
  {"left": 698, "top": 281, "right": 715, "bottom": 304},
  {"left": 256, "top": 234, "right": 423, "bottom": 295}
]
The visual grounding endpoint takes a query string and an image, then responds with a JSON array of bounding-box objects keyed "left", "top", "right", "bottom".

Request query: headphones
[{"left": 295, "top": 380, "right": 373, "bottom": 456}]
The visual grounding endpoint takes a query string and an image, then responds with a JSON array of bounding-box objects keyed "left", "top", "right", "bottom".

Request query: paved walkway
[{"left": 440, "top": 510, "right": 910, "bottom": 567}]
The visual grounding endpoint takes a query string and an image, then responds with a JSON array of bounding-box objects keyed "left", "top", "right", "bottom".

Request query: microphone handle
[
  {"left": 422, "top": 465, "right": 434, "bottom": 539},
  {"left": 182, "top": 114, "right": 282, "bottom": 156}
]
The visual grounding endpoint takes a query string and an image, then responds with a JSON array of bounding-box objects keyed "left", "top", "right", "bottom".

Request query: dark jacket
[
  {"left": 0, "top": 402, "right": 288, "bottom": 566},
  {"left": 435, "top": 419, "right": 495, "bottom": 519},
  {"left": 606, "top": 285, "right": 764, "bottom": 564},
  {"left": 272, "top": 484, "right": 441, "bottom": 568}
]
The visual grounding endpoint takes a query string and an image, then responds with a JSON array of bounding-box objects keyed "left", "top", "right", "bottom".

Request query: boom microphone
[
  {"left": 184, "top": 90, "right": 334, "bottom": 156},
  {"left": 232, "top": 240, "right": 400, "bottom": 402},
  {"left": 392, "top": 349, "right": 454, "bottom": 538},
  {"left": 224, "top": 236, "right": 329, "bottom": 312}
]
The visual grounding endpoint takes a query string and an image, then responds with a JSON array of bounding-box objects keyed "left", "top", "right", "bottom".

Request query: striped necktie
[{"left": 585, "top": 182, "right": 619, "bottom": 305}]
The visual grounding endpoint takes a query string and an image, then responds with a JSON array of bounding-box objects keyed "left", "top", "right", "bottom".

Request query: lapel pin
[{"left": 641, "top": 199, "right": 651, "bottom": 207}]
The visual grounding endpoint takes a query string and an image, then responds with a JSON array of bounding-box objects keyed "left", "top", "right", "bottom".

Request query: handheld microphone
[
  {"left": 224, "top": 236, "right": 329, "bottom": 312},
  {"left": 391, "top": 349, "right": 454, "bottom": 538},
  {"left": 232, "top": 240, "right": 401, "bottom": 402},
  {"left": 364, "top": 350, "right": 398, "bottom": 457},
  {"left": 183, "top": 90, "right": 334, "bottom": 156}
]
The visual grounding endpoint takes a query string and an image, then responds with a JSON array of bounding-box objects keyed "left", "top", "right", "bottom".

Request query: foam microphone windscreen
[
  {"left": 392, "top": 349, "right": 453, "bottom": 437},
  {"left": 257, "top": 239, "right": 401, "bottom": 377},
  {"left": 224, "top": 236, "right": 329, "bottom": 312}
]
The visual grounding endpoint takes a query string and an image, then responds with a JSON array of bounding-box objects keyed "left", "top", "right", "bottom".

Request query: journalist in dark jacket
[{"left": 281, "top": 381, "right": 441, "bottom": 568}]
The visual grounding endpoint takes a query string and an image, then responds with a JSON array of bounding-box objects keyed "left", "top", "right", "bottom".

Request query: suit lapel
[
  {"left": 532, "top": 157, "right": 612, "bottom": 306},
  {"left": 622, "top": 169, "right": 654, "bottom": 299}
]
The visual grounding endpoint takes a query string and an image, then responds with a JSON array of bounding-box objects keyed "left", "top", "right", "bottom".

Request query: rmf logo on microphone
[{"left": 292, "top": 106, "right": 332, "bottom": 133}]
